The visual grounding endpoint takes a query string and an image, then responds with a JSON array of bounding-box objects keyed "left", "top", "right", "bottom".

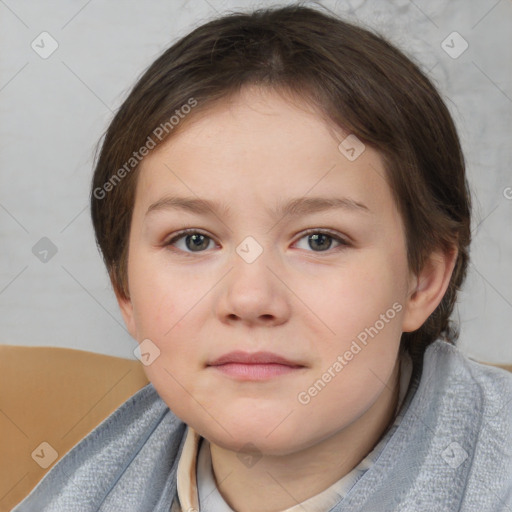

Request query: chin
[{"left": 201, "top": 420, "right": 319, "bottom": 457}]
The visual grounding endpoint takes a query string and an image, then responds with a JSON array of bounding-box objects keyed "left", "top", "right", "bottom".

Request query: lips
[
  {"left": 207, "top": 351, "right": 305, "bottom": 380},
  {"left": 208, "top": 351, "right": 304, "bottom": 367}
]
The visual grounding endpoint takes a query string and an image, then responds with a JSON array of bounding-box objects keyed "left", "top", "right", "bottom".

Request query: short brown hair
[{"left": 90, "top": 3, "right": 471, "bottom": 360}]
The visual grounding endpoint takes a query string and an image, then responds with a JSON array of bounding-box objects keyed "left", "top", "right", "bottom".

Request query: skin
[{"left": 117, "top": 85, "right": 457, "bottom": 512}]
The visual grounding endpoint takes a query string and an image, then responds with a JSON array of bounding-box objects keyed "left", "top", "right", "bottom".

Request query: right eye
[{"left": 165, "top": 229, "right": 217, "bottom": 254}]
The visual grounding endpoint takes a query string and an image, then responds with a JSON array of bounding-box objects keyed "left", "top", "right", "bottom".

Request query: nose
[{"left": 214, "top": 248, "right": 291, "bottom": 327}]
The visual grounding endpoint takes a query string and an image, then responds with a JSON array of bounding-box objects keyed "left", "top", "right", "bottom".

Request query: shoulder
[
  {"left": 422, "top": 340, "right": 512, "bottom": 485},
  {"left": 409, "top": 341, "right": 512, "bottom": 506},
  {"left": 11, "top": 381, "right": 187, "bottom": 510},
  {"left": 424, "top": 340, "right": 512, "bottom": 410},
  {"left": 82, "top": 380, "right": 187, "bottom": 453}
]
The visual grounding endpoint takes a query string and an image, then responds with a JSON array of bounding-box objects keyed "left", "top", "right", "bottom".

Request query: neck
[{"left": 209, "top": 357, "right": 401, "bottom": 512}]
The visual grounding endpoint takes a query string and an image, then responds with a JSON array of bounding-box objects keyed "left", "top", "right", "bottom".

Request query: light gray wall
[{"left": 1, "top": 0, "right": 511, "bottom": 363}]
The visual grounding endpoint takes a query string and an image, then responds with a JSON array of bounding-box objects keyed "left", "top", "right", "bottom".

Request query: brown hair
[{"left": 90, "top": 3, "right": 471, "bottom": 359}]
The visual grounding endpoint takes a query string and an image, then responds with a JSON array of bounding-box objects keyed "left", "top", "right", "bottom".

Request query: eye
[
  {"left": 294, "top": 229, "right": 350, "bottom": 253},
  {"left": 165, "top": 228, "right": 350, "bottom": 255},
  {"left": 165, "top": 229, "right": 216, "bottom": 253}
]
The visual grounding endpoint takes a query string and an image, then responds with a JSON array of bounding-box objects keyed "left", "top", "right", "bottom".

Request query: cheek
[
  {"left": 297, "top": 275, "right": 404, "bottom": 427},
  {"left": 305, "top": 254, "right": 407, "bottom": 339},
  {"left": 128, "top": 263, "right": 205, "bottom": 418},
  {"left": 128, "top": 256, "right": 204, "bottom": 369},
  {"left": 128, "top": 251, "right": 183, "bottom": 335},
  {"left": 300, "top": 254, "right": 406, "bottom": 405}
]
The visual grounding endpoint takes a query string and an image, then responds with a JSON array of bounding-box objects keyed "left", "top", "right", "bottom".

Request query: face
[{"left": 118, "top": 86, "right": 417, "bottom": 456}]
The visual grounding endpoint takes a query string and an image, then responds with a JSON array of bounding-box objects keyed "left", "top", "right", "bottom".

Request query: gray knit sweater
[{"left": 12, "top": 339, "right": 512, "bottom": 511}]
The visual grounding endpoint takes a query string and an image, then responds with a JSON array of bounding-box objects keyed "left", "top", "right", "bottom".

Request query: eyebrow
[{"left": 145, "top": 195, "right": 371, "bottom": 218}]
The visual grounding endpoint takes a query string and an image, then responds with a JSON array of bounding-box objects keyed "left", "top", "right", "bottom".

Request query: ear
[
  {"left": 402, "top": 246, "right": 458, "bottom": 333},
  {"left": 114, "top": 286, "right": 138, "bottom": 340}
]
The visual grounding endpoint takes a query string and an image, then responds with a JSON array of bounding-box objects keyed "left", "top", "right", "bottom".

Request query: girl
[{"left": 13, "top": 4, "right": 512, "bottom": 511}]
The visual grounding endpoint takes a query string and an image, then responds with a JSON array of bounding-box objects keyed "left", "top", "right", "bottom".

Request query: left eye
[{"left": 294, "top": 230, "right": 348, "bottom": 252}]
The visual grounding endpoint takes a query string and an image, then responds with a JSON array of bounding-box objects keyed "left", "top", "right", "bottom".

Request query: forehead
[
  {"left": 142, "top": 87, "right": 338, "bottom": 170},
  {"left": 135, "top": 86, "right": 400, "bottom": 227}
]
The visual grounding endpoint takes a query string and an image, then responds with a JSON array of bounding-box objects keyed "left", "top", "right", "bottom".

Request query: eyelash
[{"left": 164, "top": 228, "right": 351, "bottom": 256}]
